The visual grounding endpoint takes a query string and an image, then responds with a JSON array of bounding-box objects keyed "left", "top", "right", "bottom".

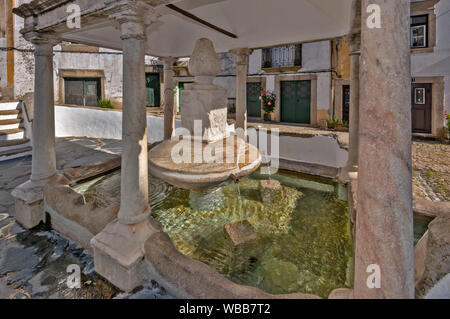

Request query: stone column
[
  {"left": 91, "top": 1, "right": 158, "bottom": 292},
  {"left": 117, "top": 22, "right": 149, "bottom": 225},
  {"left": 31, "top": 38, "right": 58, "bottom": 182},
  {"left": 162, "top": 57, "right": 176, "bottom": 139},
  {"left": 230, "top": 48, "right": 252, "bottom": 137},
  {"left": 12, "top": 32, "right": 63, "bottom": 229},
  {"left": 354, "top": 0, "right": 414, "bottom": 298},
  {"left": 347, "top": 35, "right": 361, "bottom": 174}
]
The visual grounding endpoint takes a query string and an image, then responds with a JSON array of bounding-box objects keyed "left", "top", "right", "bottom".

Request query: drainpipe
[
  {"left": 6, "top": 0, "right": 14, "bottom": 98},
  {"left": 330, "top": 40, "right": 335, "bottom": 119}
]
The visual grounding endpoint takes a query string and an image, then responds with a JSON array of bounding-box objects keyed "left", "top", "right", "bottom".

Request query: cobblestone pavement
[
  {"left": 0, "top": 137, "right": 169, "bottom": 299},
  {"left": 412, "top": 138, "right": 450, "bottom": 202}
]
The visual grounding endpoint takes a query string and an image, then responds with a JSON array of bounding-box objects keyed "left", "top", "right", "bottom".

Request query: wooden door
[
  {"left": 281, "top": 80, "right": 311, "bottom": 124},
  {"left": 65, "top": 78, "right": 84, "bottom": 106},
  {"left": 64, "top": 78, "right": 100, "bottom": 106},
  {"left": 411, "top": 83, "right": 432, "bottom": 133},
  {"left": 84, "top": 80, "right": 100, "bottom": 106},
  {"left": 247, "top": 82, "right": 262, "bottom": 118}
]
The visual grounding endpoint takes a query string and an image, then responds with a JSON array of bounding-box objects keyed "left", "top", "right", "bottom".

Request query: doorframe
[
  {"left": 275, "top": 74, "right": 317, "bottom": 125},
  {"left": 247, "top": 76, "right": 266, "bottom": 120},
  {"left": 411, "top": 76, "right": 444, "bottom": 138},
  {"left": 58, "top": 69, "right": 105, "bottom": 105},
  {"left": 333, "top": 78, "right": 350, "bottom": 122}
]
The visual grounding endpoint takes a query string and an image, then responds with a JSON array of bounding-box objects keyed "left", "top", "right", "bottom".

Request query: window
[
  {"left": 262, "top": 44, "right": 302, "bottom": 69},
  {"left": 64, "top": 78, "right": 101, "bottom": 106},
  {"left": 411, "top": 15, "right": 428, "bottom": 48},
  {"left": 414, "top": 87, "right": 426, "bottom": 104}
]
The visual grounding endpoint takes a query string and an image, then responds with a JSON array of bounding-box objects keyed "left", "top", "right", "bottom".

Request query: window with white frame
[{"left": 410, "top": 15, "right": 428, "bottom": 48}]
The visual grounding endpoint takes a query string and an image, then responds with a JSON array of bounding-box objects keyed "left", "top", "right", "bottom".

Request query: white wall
[
  {"left": 55, "top": 106, "right": 348, "bottom": 170},
  {"left": 247, "top": 127, "right": 347, "bottom": 169},
  {"left": 411, "top": 0, "right": 450, "bottom": 116},
  {"left": 55, "top": 106, "right": 181, "bottom": 144}
]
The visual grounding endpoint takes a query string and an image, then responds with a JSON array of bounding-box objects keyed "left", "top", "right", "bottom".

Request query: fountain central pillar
[{"left": 91, "top": 1, "right": 159, "bottom": 292}]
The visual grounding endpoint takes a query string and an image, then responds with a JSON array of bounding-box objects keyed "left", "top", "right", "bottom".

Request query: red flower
[
  {"left": 268, "top": 102, "right": 272, "bottom": 106},
  {"left": 445, "top": 110, "right": 449, "bottom": 117}
]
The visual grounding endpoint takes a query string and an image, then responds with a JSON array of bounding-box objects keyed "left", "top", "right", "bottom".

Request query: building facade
[
  {"left": 335, "top": 0, "right": 449, "bottom": 138},
  {"left": 0, "top": 0, "right": 166, "bottom": 109}
]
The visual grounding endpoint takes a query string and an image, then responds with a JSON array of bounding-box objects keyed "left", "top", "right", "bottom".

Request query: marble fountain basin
[
  {"left": 71, "top": 167, "right": 353, "bottom": 298},
  {"left": 42, "top": 158, "right": 432, "bottom": 298},
  {"left": 148, "top": 135, "right": 262, "bottom": 191}
]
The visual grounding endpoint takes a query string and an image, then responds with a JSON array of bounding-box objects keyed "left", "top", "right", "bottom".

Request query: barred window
[{"left": 262, "top": 44, "right": 302, "bottom": 68}]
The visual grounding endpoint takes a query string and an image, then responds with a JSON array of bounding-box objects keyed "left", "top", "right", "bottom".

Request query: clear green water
[{"left": 75, "top": 169, "right": 354, "bottom": 298}]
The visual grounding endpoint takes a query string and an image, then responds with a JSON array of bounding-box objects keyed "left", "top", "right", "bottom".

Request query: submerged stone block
[
  {"left": 259, "top": 180, "right": 283, "bottom": 204},
  {"left": 224, "top": 220, "right": 257, "bottom": 246}
]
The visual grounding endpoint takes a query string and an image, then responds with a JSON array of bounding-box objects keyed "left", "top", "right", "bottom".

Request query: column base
[
  {"left": 14, "top": 199, "right": 44, "bottom": 230},
  {"left": 338, "top": 165, "right": 358, "bottom": 184},
  {"left": 11, "top": 173, "right": 69, "bottom": 229},
  {"left": 90, "top": 218, "right": 156, "bottom": 292}
]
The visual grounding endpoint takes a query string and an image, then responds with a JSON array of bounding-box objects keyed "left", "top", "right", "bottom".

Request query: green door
[
  {"left": 281, "top": 80, "right": 311, "bottom": 124},
  {"left": 145, "top": 73, "right": 160, "bottom": 107},
  {"left": 247, "top": 82, "right": 262, "bottom": 117}
]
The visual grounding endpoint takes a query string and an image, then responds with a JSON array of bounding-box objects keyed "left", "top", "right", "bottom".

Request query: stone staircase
[{"left": 0, "top": 102, "right": 32, "bottom": 161}]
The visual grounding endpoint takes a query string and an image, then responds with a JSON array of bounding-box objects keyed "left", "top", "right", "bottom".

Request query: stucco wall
[
  {"left": 247, "top": 127, "right": 348, "bottom": 169},
  {"left": 55, "top": 106, "right": 348, "bottom": 171},
  {"left": 55, "top": 106, "right": 182, "bottom": 144}
]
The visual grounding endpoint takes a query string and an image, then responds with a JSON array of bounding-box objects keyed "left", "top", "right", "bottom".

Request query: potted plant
[
  {"left": 327, "top": 116, "right": 348, "bottom": 132},
  {"left": 260, "top": 90, "right": 276, "bottom": 122}
]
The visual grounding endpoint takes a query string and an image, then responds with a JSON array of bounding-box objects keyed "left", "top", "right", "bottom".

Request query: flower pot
[
  {"left": 263, "top": 113, "right": 271, "bottom": 122},
  {"left": 335, "top": 124, "right": 348, "bottom": 132}
]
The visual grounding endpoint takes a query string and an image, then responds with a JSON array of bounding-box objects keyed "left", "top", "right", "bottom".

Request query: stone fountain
[{"left": 148, "top": 38, "right": 262, "bottom": 191}]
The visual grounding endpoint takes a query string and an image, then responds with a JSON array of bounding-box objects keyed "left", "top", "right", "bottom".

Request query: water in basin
[{"left": 75, "top": 169, "right": 354, "bottom": 297}]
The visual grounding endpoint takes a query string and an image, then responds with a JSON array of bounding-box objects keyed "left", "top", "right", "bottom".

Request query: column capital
[
  {"left": 348, "top": 33, "right": 361, "bottom": 56},
  {"left": 107, "top": 0, "right": 160, "bottom": 40},
  {"left": 23, "top": 31, "right": 60, "bottom": 48},
  {"left": 229, "top": 48, "right": 253, "bottom": 64}
]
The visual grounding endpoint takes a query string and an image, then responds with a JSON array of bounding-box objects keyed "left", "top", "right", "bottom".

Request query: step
[
  {"left": 0, "top": 109, "right": 20, "bottom": 120},
  {"left": 0, "top": 102, "right": 20, "bottom": 111},
  {"left": 0, "top": 128, "right": 24, "bottom": 140},
  {"left": 0, "top": 146, "right": 32, "bottom": 162},
  {"left": 0, "top": 138, "right": 31, "bottom": 152},
  {"left": 0, "top": 119, "right": 22, "bottom": 130}
]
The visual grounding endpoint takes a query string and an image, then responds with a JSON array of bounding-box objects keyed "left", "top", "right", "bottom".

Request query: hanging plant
[{"left": 260, "top": 90, "right": 276, "bottom": 122}]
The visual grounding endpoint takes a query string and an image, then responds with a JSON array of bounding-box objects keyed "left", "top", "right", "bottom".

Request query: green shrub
[
  {"left": 98, "top": 99, "right": 114, "bottom": 109},
  {"left": 327, "top": 116, "right": 342, "bottom": 129}
]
